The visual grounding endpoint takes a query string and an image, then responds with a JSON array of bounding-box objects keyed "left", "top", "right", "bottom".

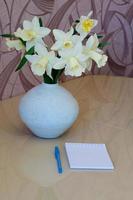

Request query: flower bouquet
[
  {"left": 2, "top": 11, "right": 108, "bottom": 84},
  {"left": 1, "top": 11, "right": 108, "bottom": 138}
]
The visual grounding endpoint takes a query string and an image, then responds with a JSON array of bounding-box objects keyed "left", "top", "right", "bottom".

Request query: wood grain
[{"left": 0, "top": 75, "right": 133, "bottom": 199}]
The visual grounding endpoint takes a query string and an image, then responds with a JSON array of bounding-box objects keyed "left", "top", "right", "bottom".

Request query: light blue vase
[{"left": 19, "top": 83, "right": 79, "bottom": 138}]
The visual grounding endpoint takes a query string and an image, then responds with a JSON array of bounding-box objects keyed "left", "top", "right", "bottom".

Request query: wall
[{"left": 0, "top": 0, "right": 133, "bottom": 99}]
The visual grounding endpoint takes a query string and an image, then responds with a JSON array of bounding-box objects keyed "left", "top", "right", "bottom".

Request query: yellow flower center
[
  {"left": 63, "top": 41, "right": 73, "bottom": 49},
  {"left": 82, "top": 19, "right": 94, "bottom": 32},
  {"left": 23, "top": 30, "right": 37, "bottom": 40},
  {"left": 36, "top": 57, "right": 48, "bottom": 69}
]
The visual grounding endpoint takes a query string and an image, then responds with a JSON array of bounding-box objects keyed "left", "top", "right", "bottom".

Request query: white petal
[
  {"left": 86, "top": 35, "right": 94, "bottom": 49},
  {"left": 46, "top": 56, "right": 58, "bottom": 79},
  {"left": 31, "top": 64, "right": 46, "bottom": 76},
  {"left": 86, "top": 34, "right": 99, "bottom": 50},
  {"left": 93, "top": 19, "right": 98, "bottom": 27},
  {"left": 88, "top": 51, "right": 107, "bottom": 67},
  {"left": 75, "top": 24, "right": 87, "bottom": 39},
  {"left": 26, "top": 54, "right": 39, "bottom": 64},
  {"left": 78, "top": 53, "right": 88, "bottom": 62},
  {"left": 6, "top": 39, "right": 25, "bottom": 50},
  {"left": 59, "top": 49, "right": 71, "bottom": 58},
  {"left": 26, "top": 40, "right": 35, "bottom": 51},
  {"left": 46, "top": 63, "right": 53, "bottom": 79},
  {"left": 72, "top": 35, "right": 83, "bottom": 43},
  {"left": 53, "top": 29, "right": 65, "bottom": 40},
  {"left": 64, "top": 65, "right": 83, "bottom": 77},
  {"left": 98, "top": 55, "right": 108, "bottom": 67},
  {"left": 96, "top": 48, "right": 104, "bottom": 54},
  {"left": 75, "top": 23, "right": 81, "bottom": 33},
  {"left": 88, "top": 50, "right": 101, "bottom": 60},
  {"left": 65, "top": 57, "right": 85, "bottom": 77},
  {"left": 23, "top": 20, "right": 32, "bottom": 30},
  {"left": 49, "top": 51, "right": 55, "bottom": 56},
  {"left": 35, "top": 43, "right": 48, "bottom": 56},
  {"left": 66, "top": 27, "right": 74, "bottom": 38},
  {"left": 39, "top": 27, "right": 51, "bottom": 37},
  {"left": 87, "top": 11, "right": 93, "bottom": 18},
  {"left": 35, "top": 38, "right": 46, "bottom": 46},
  {"left": 80, "top": 16, "right": 87, "bottom": 21},
  {"left": 59, "top": 42, "right": 83, "bottom": 58},
  {"left": 86, "top": 59, "right": 92, "bottom": 71},
  {"left": 51, "top": 41, "right": 63, "bottom": 50},
  {"left": 14, "top": 28, "right": 23, "bottom": 38},
  {"left": 73, "top": 42, "right": 83, "bottom": 55},
  {"left": 53, "top": 58, "right": 66, "bottom": 69},
  {"left": 32, "top": 16, "right": 40, "bottom": 30}
]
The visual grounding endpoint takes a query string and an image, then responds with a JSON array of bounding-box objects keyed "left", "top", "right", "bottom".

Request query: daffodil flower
[
  {"left": 14, "top": 16, "right": 51, "bottom": 50},
  {"left": 51, "top": 27, "right": 82, "bottom": 52},
  {"left": 76, "top": 11, "right": 98, "bottom": 39},
  {"left": 84, "top": 33, "right": 108, "bottom": 68},
  {"left": 6, "top": 38, "right": 25, "bottom": 50},
  {"left": 58, "top": 42, "right": 89, "bottom": 77},
  {"left": 25, "top": 43, "right": 65, "bottom": 77}
]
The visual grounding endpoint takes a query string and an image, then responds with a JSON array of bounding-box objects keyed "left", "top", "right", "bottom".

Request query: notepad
[{"left": 65, "top": 143, "right": 114, "bottom": 170}]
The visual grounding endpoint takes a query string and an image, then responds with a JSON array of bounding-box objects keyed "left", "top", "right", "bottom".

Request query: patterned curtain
[{"left": 0, "top": 0, "right": 133, "bottom": 99}]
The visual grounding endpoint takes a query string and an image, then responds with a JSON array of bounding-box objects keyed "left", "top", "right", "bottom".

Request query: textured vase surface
[{"left": 19, "top": 83, "right": 79, "bottom": 138}]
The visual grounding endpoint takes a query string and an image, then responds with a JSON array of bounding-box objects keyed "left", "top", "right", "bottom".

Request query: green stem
[
  {"left": 43, "top": 68, "right": 65, "bottom": 84},
  {"left": 43, "top": 73, "right": 53, "bottom": 84},
  {"left": 53, "top": 68, "right": 65, "bottom": 83}
]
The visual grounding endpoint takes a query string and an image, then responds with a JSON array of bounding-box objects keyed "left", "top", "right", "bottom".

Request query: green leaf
[
  {"left": 43, "top": 68, "right": 64, "bottom": 84},
  {"left": 15, "top": 47, "right": 34, "bottom": 71},
  {"left": 39, "top": 18, "right": 43, "bottom": 27},
  {"left": 15, "top": 56, "right": 27, "bottom": 72},
  {"left": 97, "top": 35, "right": 104, "bottom": 39},
  {"left": 52, "top": 68, "right": 64, "bottom": 83},
  {"left": 73, "top": 28, "right": 79, "bottom": 35},
  {"left": 43, "top": 73, "right": 53, "bottom": 84},
  {"left": 0, "top": 34, "right": 16, "bottom": 38},
  {"left": 98, "top": 42, "right": 111, "bottom": 49}
]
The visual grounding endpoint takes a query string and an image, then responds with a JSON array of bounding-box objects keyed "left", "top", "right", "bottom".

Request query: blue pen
[{"left": 54, "top": 146, "right": 63, "bottom": 174}]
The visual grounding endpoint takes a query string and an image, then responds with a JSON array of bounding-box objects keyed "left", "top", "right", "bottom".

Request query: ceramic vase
[{"left": 19, "top": 83, "right": 79, "bottom": 138}]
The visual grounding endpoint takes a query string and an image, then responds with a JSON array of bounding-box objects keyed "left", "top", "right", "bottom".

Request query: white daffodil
[
  {"left": 51, "top": 27, "right": 82, "bottom": 52},
  {"left": 6, "top": 38, "right": 25, "bottom": 50},
  {"left": 14, "top": 16, "right": 51, "bottom": 50},
  {"left": 58, "top": 42, "right": 89, "bottom": 77},
  {"left": 76, "top": 11, "right": 98, "bottom": 39},
  {"left": 25, "top": 43, "right": 65, "bottom": 77},
  {"left": 84, "top": 33, "right": 108, "bottom": 68}
]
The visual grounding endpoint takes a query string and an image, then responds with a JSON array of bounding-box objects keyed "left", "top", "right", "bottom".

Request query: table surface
[{"left": 1, "top": 75, "right": 133, "bottom": 200}]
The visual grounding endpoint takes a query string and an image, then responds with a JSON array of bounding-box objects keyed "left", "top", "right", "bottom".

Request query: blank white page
[{"left": 65, "top": 143, "right": 114, "bottom": 170}]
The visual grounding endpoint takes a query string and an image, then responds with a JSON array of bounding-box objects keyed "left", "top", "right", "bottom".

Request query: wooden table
[{"left": 0, "top": 75, "right": 133, "bottom": 200}]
